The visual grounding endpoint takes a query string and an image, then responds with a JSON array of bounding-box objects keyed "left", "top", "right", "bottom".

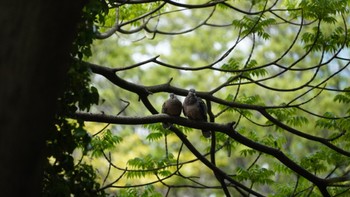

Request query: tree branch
[{"left": 73, "top": 112, "right": 331, "bottom": 196}]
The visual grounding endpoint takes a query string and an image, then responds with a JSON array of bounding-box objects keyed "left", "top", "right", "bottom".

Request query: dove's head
[{"left": 188, "top": 89, "right": 196, "bottom": 96}]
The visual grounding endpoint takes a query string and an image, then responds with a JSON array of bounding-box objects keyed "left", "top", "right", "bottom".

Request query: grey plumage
[
  {"left": 162, "top": 93, "right": 182, "bottom": 128},
  {"left": 183, "top": 89, "right": 211, "bottom": 138}
]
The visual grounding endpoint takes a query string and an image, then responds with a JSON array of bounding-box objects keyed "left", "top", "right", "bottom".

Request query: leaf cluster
[
  {"left": 219, "top": 93, "right": 264, "bottom": 120},
  {"left": 302, "top": 26, "right": 350, "bottom": 52},
  {"left": 91, "top": 129, "right": 123, "bottom": 157},
  {"left": 221, "top": 58, "right": 268, "bottom": 79},
  {"left": 43, "top": 117, "right": 105, "bottom": 196},
  {"left": 72, "top": 0, "right": 109, "bottom": 59},
  {"left": 236, "top": 165, "right": 275, "bottom": 185},
  {"left": 232, "top": 15, "right": 276, "bottom": 40},
  {"left": 118, "top": 2, "right": 163, "bottom": 26},
  {"left": 334, "top": 87, "right": 350, "bottom": 114},
  {"left": 267, "top": 106, "right": 309, "bottom": 130},
  {"left": 126, "top": 154, "right": 175, "bottom": 178},
  {"left": 117, "top": 185, "right": 162, "bottom": 197},
  {"left": 298, "top": 0, "right": 348, "bottom": 21},
  {"left": 43, "top": 163, "right": 105, "bottom": 197}
]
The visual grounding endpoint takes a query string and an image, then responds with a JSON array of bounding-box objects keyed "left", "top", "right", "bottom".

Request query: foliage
[
  {"left": 126, "top": 154, "right": 175, "bottom": 178},
  {"left": 91, "top": 129, "right": 123, "bottom": 157},
  {"left": 236, "top": 165, "right": 275, "bottom": 185},
  {"left": 43, "top": 0, "right": 108, "bottom": 196},
  {"left": 117, "top": 185, "right": 162, "bottom": 197},
  {"left": 232, "top": 15, "right": 276, "bottom": 40}
]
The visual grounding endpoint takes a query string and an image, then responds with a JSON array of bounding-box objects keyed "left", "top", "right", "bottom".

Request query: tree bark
[{"left": 0, "top": 1, "right": 83, "bottom": 196}]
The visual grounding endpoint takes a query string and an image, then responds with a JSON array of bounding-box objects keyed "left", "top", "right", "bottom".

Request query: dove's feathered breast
[{"left": 161, "top": 93, "right": 182, "bottom": 129}]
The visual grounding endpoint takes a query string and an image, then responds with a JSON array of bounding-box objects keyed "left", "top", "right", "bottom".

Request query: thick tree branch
[
  {"left": 258, "top": 109, "right": 350, "bottom": 157},
  {"left": 73, "top": 112, "right": 331, "bottom": 196}
]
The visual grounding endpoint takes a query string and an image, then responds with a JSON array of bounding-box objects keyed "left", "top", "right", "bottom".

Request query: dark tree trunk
[{"left": 0, "top": 1, "right": 83, "bottom": 196}]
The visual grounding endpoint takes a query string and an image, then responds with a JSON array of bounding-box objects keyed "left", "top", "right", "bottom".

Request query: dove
[
  {"left": 183, "top": 89, "right": 211, "bottom": 138},
  {"left": 161, "top": 93, "right": 182, "bottom": 128}
]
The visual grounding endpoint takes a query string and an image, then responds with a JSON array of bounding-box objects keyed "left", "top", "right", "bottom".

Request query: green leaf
[
  {"left": 334, "top": 94, "right": 350, "bottom": 104},
  {"left": 266, "top": 106, "right": 310, "bottom": 131},
  {"left": 127, "top": 155, "right": 157, "bottom": 170},
  {"left": 240, "top": 148, "right": 257, "bottom": 157},
  {"left": 286, "top": 115, "right": 309, "bottom": 127},
  {"left": 91, "top": 129, "right": 122, "bottom": 157},
  {"left": 233, "top": 15, "right": 276, "bottom": 39},
  {"left": 298, "top": 0, "right": 348, "bottom": 21},
  {"left": 260, "top": 134, "right": 286, "bottom": 149},
  {"left": 236, "top": 165, "right": 275, "bottom": 184},
  {"left": 300, "top": 151, "right": 328, "bottom": 173},
  {"left": 157, "top": 170, "right": 172, "bottom": 177},
  {"left": 315, "top": 112, "right": 339, "bottom": 130},
  {"left": 220, "top": 58, "right": 241, "bottom": 71},
  {"left": 146, "top": 132, "right": 164, "bottom": 142}
]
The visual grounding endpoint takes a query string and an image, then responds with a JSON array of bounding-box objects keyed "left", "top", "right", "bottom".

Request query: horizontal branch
[
  {"left": 73, "top": 112, "right": 329, "bottom": 194},
  {"left": 74, "top": 112, "right": 231, "bottom": 132},
  {"left": 259, "top": 109, "right": 350, "bottom": 157}
]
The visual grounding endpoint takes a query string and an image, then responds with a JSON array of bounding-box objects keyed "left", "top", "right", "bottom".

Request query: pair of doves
[{"left": 161, "top": 89, "right": 211, "bottom": 138}]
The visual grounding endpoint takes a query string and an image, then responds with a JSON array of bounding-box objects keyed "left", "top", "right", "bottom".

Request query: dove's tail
[
  {"left": 202, "top": 130, "right": 211, "bottom": 138},
  {"left": 163, "top": 122, "right": 172, "bottom": 129}
]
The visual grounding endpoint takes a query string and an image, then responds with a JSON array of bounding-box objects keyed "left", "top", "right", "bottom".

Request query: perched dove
[
  {"left": 183, "top": 89, "right": 211, "bottom": 138},
  {"left": 161, "top": 93, "right": 182, "bottom": 128}
]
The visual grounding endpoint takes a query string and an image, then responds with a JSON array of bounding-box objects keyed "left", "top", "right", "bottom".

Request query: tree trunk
[{"left": 0, "top": 1, "right": 83, "bottom": 196}]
